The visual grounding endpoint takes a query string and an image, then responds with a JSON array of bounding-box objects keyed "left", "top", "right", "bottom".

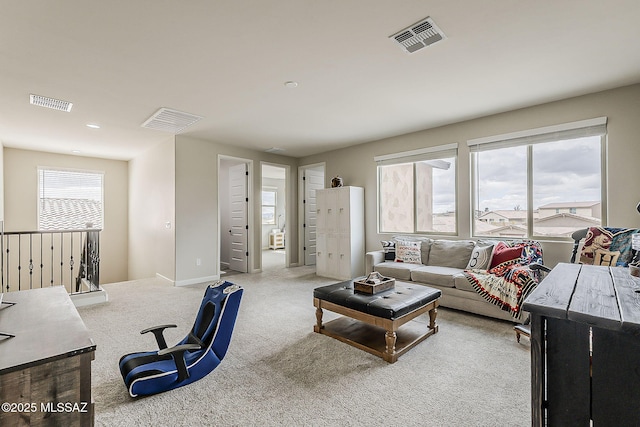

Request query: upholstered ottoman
[{"left": 313, "top": 280, "right": 441, "bottom": 363}]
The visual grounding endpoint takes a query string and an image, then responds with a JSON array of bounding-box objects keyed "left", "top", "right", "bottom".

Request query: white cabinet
[
  {"left": 269, "top": 231, "right": 285, "bottom": 249},
  {"left": 315, "top": 186, "right": 364, "bottom": 280}
]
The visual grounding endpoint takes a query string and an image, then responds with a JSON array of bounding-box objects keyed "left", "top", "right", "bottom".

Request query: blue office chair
[{"left": 119, "top": 280, "right": 243, "bottom": 397}]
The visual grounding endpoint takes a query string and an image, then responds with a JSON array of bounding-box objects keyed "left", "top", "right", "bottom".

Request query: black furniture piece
[
  {"left": 313, "top": 280, "right": 441, "bottom": 363},
  {"left": 514, "top": 227, "right": 590, "bottom": 343},
  {"left": 523, "top": 263, "right": 640, "bottom": 426}
]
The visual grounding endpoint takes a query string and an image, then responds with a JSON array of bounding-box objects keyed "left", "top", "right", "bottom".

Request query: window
[
  {"left": 469, "top": 117, "right": 606, "bottom": 239},
  {"left": 38, "top": 168, "right": 104, "bottom": 230},
  {"left": 376, "top": 144, "right": 457, "bottom": 234},
  {"left": 261, "top": 189, "right": 277, "bottom": 225}
]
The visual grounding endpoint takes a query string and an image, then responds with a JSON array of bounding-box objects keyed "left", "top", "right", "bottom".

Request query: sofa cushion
[
  {"left": 427, "top": 240, "right": 475, "bottom": 269},
  {"left": 374, "top": 261, "right": 421, "bottom": 281},
  {"left": 410, "top": 266, "right": 464, "bottom": 288},
  {"left": 489, "top": 241, "right": 523, "bottom": 268},
  {"left": 466, "top": 244, "right": 494, "bottom": 270},
  {"left": 453, "top": 273, "right": 476, "bottom": 292},
  {"left": 395, "top": 240, "right": 422, "bottom": 264}
]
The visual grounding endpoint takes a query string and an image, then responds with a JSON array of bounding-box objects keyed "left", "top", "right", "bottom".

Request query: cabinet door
[
  {"left": 316, "top": 234, "right": 327, "bottom": 276},
  {"left": 336, "top": 188, "right": 351, "bottom": 235},
  {"left": 325, "top": 234, "right": 339, "bottom": 278},
  {"left": 337, "top": 235, "right": 353, "bottom": 280}
]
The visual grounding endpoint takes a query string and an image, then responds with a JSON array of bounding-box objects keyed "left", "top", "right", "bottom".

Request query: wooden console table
[
  {"left": 523, "top": 263, "right": 640, "bottom": 426},
  {"left": 0, "top": 287, "right": 95, "bottom": 426}
]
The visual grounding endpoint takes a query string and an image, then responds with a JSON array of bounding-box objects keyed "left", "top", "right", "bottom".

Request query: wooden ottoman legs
[
  {"left": 314, "top": 306, "right": 324, "bottom": 333},
  {"left": 384, "top": 331, "right": 397, "bottom": 362},
  {"left": 429, "top": 307, "right": 439, "bottom": 333}
]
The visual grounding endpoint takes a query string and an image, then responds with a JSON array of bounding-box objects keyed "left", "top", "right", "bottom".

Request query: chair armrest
[
  {"left": 141, "top": 324, "right": 177, "bottom": 350},
  {"left": 157, "top": 343, "right": 202, "bottom": 382},
  {"left": 365, "top": 250, "right": 385, "bottom": 273}
]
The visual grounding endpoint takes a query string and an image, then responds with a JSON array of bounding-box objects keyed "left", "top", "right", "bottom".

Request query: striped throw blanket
[{"left": 463, "top": 241, "right": 543, "bottom": 320}]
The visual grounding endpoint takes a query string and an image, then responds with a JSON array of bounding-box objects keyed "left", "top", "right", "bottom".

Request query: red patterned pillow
[{"left": 489, "top": 242, "right": 523, "bottom": 268}]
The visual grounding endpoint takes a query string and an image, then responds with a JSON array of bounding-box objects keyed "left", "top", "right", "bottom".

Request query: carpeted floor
[{"left": 77, "top": 265, "right": 531, "bottom": 426}]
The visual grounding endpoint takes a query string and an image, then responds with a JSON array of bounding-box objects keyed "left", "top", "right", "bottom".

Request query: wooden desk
[
  {"left": 0, "top": 287, "right": 95, "bottom": 426},
  {"left": 523, "top": 263, "right": 640, "bottom": 426}
]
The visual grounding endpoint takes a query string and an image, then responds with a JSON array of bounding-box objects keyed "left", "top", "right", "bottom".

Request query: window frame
[
  {"left": 261, "top": 188, "right": 277, "bottom": 225},
  {"left": 468, "top": 117, "right": 608, "bottom": 241},
  {"left": 375, "top": 143, "right": 458, "bottom": 236},
  {"left": 37, "top": 166, "right": 105, "bottom": 231}
]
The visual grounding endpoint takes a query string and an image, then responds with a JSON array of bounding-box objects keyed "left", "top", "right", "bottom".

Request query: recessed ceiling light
[
  {"left": 284, "top": 81, "right": 298, "bottom": 88},
  {"left": 86, "top": 123, "right": 100, "bottom": 129}
]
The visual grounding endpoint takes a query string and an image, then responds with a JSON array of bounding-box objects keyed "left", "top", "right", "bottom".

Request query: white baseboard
[
  {"left": 71, "top": 289, "right": 108, "bottom": 307},
  {"left": 174, "top": 275, "right": 221, "bottom": 287},
  {"left": 155, "top": 273, "right": 175, "bottom": 284}
]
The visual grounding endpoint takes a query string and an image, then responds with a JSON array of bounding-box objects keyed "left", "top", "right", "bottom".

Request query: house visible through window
[
  {"left": 469, "top": 117, "right": 606, "bottom": 239},
  {"left": 38, "top": 168, "right": 104, "bottom": 230},
  {"left": 376, "top": 143, "right": 457, "bottom": 234}
]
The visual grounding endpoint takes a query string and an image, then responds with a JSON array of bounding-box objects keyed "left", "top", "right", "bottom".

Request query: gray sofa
[{"left": 365, "top": 237, "right": 523, "bottom": 322}]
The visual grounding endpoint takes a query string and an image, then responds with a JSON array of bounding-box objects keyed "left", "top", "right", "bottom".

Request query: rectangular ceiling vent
[
  {"left": 141, "top": 108, "right": 203, "bottom": 133},
  {"left": 30, "top": 94, "right": 73, "bottom": 112},
  {"left": 390, "top": 17, "right": 446, "bottom": 54}
]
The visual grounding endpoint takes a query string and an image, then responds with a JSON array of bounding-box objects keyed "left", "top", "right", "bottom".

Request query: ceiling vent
[
  {"left": 141, "top": 108, "right": 203, "bottom": 133},
  {"left": 390, "top": 17, "right": 446, "bottom": 54},
  {"left": 30, "top": 94, "right": 73, "bottom": 112}
]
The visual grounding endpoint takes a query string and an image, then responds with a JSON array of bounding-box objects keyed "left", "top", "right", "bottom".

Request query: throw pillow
[
  {"left": 380, "top": 240, "right": 396, "bottom": 261},
  {"left": 427, "top": 240, "right": 475, "bottom": 269},
  {"left": 489, "top": 242, "right": 523, "bottom": 269},
  {"left": 395, "top": 240, "right": 422, "bottom": 264},
  {"left": 466, "top": 244, "right": 494, "bottom": 270}
]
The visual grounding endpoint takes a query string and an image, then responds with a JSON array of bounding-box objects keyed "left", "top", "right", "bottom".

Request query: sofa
[{"left": 365, "top": 236, "right": 543, "bottom": 323}]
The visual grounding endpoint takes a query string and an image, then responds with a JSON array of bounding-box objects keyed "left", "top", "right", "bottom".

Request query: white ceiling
[{"left": 1, "top": 1, "right": 639, "bottom": 161}]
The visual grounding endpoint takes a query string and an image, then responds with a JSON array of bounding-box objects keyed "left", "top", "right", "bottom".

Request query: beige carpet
[{"left": 77, "top": 266, "right": 531, "bottom": 426}]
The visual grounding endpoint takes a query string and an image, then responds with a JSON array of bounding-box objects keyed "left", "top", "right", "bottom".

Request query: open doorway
[{"left": 261, "top": 164, "right": 287, "bottom": 271}]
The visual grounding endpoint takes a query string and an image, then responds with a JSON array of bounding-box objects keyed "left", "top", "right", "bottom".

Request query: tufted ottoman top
[{"left": 314, "top": 280, "right": 441, "bottom": 320}]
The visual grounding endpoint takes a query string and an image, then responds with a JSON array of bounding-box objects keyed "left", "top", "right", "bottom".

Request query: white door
[
  {"left": 304, "top": 168, "right": 324, "bottom": 265},
  {"left": 229, "top": 163, "right": 248, "bottom": 273}
]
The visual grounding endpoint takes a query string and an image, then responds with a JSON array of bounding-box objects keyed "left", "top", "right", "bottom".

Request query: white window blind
[
  {"left": 374, "top": 143, "right": 458, "bottom": 165},
  {"left": 38, "top": 168, "right": 104, "bottom": 230},
  {"left": 467, "top": 117, "right": 607, "bottom": 152}
]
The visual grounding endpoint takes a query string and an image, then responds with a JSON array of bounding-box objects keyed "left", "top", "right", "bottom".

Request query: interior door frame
[
  {"left": 298, "top": 162, "right": 326, "bottom": 267},
  {"left": 261, "top": 161, "right": 291, "bottom": 270},
  {"left": 218, "top": 155, "right": 254, "bottom": 275}
]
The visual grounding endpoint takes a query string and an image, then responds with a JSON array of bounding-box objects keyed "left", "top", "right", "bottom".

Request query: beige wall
[
  {"left": 173, "top": 135, "right": 298, "bottom": 285},
  {"left": 299, "top": 84, "right": 640, "bottom": 268},
  {"left": 3, "top": 148, "right": 129, "bottom": 283},
  {"left": 128, "top": 139, "right": 176, "bottom": 281}
]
